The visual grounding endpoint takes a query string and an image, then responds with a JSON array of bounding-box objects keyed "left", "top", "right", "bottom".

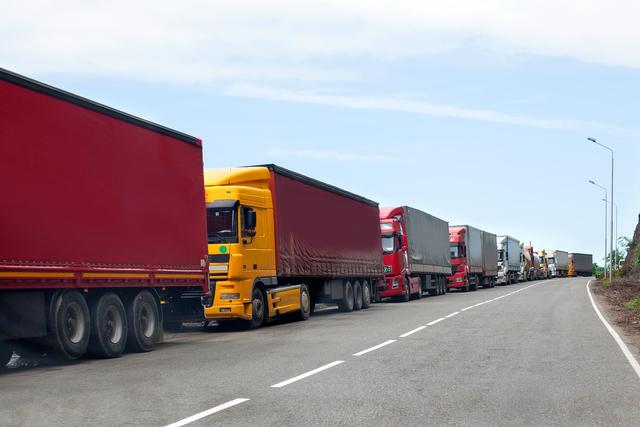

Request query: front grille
[{"left": 209, "top": 254, "right": 230, "bottom": 263}]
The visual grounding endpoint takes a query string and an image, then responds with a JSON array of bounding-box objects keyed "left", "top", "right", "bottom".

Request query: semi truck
[
  {"left": 449, "top": 225, "right": 497, "bottom": 291},
  {"left": 202, "top": 165, "right": 383, "bottom": 328},
  {"left": 519, "top": 244, "right": 534, "bottom": 282},
  {"left": 496, "top": 235, "right": 521, "bottom": 285},
  {"left": 568, "top": 253, "right": 593, "bottom": 277},
  {"left": 378, "top": 206, "right": 450, "bottom": 301},
  {"left": 0, "top": 69, "right": 209, "bottom": 365},
  {"left": 547, "top": 250, "right": 569, "bottom": 278}
]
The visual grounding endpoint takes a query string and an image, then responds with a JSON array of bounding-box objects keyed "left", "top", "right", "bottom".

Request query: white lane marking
[
  {"left": 461, "top": 306, "right": 474, "bottom": 311},
  {"left": 271, "top": 361, "right": 344, "bottom": 388},
  {"left": 165, "top": 398, "right": 250, "bottom": 427},
  {"left": 399, "top": 326, "right": 427, "bottom": 338},
  {"left": 586, "top": 280, "right": 640, "bottom": 380},
  {"left": 427, "top": 317, "right": 446, "bottom": 326},
  {"left": 445, "top": 311, "right": 460, "bottom": 318},
  {"left": 353, "top": 340, "right": 397, "bottom": 356}
]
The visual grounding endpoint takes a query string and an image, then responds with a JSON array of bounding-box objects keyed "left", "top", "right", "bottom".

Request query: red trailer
[{"left": 0, "top": 68, "right": 208, "bottom": 364}]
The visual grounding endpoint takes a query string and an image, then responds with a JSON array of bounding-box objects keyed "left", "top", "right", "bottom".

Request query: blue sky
[{"left": 3, "top": 1, "right": 639, "bottom": 264}]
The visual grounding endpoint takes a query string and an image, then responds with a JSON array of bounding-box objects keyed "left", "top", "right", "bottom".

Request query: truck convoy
[
  {"left": 0, "top": 68, "right": 209, "bottom": 365},
  {"left": 449, "top": 226, "right": 498, "bottom": 291},
  {"left": 202, "top": 165, "right": 383, "bottom": 328},
  {"left": 568, "top": 253, "right": 593, "bottom": 277},
  {"left": 547, "top": 250, "right": 569, "bottom": 278},
  {"left": 0, "top": 68, "right": 595, "bottom": 368},
  {"left": 378, "top": 207, "right": 450, "bottom": 301},
  {"left": 497, "top": 236, "right": 522, "bottom": 285}
]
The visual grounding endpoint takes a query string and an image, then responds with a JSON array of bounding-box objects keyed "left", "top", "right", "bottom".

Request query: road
[{"left": 2, "top": 277, "right": 639, "bottom": 427}]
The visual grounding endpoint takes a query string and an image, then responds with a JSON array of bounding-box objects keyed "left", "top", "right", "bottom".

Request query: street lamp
[
  {"left": 603, "top": 200, "right": 619, "bottom": 270},
  {"left": 589, "top": 138, "right": 614, "bottom": 281},
  {"left": 588, "top": 180, "right": 607, "bottom": 273}
]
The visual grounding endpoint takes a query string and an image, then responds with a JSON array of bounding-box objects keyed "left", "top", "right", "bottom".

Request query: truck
[
  {"left": 378, "top": 206, "right": 450, "bottom": 301},
  {"left": 547, "top": 250, "right": 569, "bottom": 278},
  {"left": 568, "top": 253, "right": 593, "bottom": 277},
  {"left": 0, "top": 68, "right": 209, "bottom": 366},
  {"left": 519, "top": 244, "right": 534, "bottom": 282},
  {"left": 202, "top": 165, "right": 383, "bottom": 328},
  {"left": 496, "top": 235, "right": 521, "bottom": 285},
  {"left": 448, "top": 225, "right": 497, "bottom": 291},
  {"left": 537, "top": 249, "right": 550, "bottom": 279}
]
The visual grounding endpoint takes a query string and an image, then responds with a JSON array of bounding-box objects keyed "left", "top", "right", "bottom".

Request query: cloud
[
  {"left": 267, "top": 148, "right": 393, "bottom": 162},
  {"left": 3, "top": 0, "right": 640, "bottom": 84},
  {"left": 224, "top": 83, "right": 640, "bottom": 137}
]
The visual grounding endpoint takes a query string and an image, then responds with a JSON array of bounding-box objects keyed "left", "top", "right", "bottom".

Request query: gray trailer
[
  {"left": 497, "top": 235, "right": 521, "bottom": 285},
  {"left": 548, "top": 250, "right": 569, "bottom": 277},
  {"left": 569, "top": 253, "right": 592, "bottom": 277},
  {"left": 449, "top": 225, "right": 496, "bottom": 291},
  {"left": 380, "top": 206, "right": 450, "bottom": 299}
]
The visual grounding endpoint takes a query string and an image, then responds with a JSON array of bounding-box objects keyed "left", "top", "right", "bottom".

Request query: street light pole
[
  {"left": 589, "top": 180, "right": 607, "bottom": 274},
  {"left": 589, "top": 138, "right": 614, "bottom": 281}
]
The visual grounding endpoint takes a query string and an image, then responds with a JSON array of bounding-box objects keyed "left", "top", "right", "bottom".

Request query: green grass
[{"left": 626, "top": 295, "right": 640, "bottom": 310}]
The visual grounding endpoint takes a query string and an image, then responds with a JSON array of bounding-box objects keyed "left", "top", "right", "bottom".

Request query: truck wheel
[
  {"left": 401, "top": 281, "right": 410, "bottom": 302},
  {"left": 338, "top": 281, "right": 354, "bottom": 312},
  {"left": 415, "top": 285, "right": 422, "bottom": 299},
  {"left": 88, "top": 293, "right": 128, "bottom": 358},
  {"left": 353, "top": 281, "right": 363, "bottom": 311},
  {"left": 47, "top": 290, "right": 91, "bottom": 360},
  {"left": 126, "top": 290, "right": 160, "bottom": 352},
  {"left": 297, "top": 284, "right": 311, "bottom": 321},
  {"left": 361, "top": 281, "right": 371, "bottom": 309},
  {"left": 248, "top": 287, "right": 266, "bottom": 329},
  {"left": 0, "top": 342, "right": 13, "bottom": 367}
]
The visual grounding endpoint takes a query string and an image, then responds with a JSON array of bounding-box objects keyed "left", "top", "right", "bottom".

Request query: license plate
[{"left": 383, "top": 265, "right": 392, "bottom": 273}]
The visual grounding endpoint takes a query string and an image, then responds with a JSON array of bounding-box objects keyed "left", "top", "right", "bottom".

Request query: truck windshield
[
  {"left": 548, "top": 257, "right": 555, "bottom": 264},
  {"left": 381, "top": 235, "right": 395, "bottom": 254},
  {"left": 498, "top": 249, "right": 505, "bottom": 261},
  {"left": 207, "top": 207, "right": 238, "bottom": 244},
  {"left": 450, "top": 245, "right": 461, "bottom": 258}
]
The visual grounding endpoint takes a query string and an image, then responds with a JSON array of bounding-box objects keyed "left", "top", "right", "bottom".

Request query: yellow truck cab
[{"left": 202, "top": 165, "right": 383, "bottom": 329}]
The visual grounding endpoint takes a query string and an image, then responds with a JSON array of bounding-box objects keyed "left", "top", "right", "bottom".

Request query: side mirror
[{"left": 246, "top": 209, "right": 256, "bottom": 229}]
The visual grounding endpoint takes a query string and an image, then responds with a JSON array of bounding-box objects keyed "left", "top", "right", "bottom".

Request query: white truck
[
  {"left": 547, "top": 250, "right": 569, "bottom": 277},
  {"left": 497, "top": 235, "right": 521, "bottom": 285}
]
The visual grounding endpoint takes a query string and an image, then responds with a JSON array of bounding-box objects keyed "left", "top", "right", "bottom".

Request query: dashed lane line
[
  {"left": 399, "top": 326, "right": 427, "bottom": 338},
  {"left": 353, "top": 340, "right": 397, "bottom": 357},
  {"left": 271, "top": 360, "right": 345, "bottom": 388},
  {"left": 164, "top": 398, "right": 250, "bottom": 427}
]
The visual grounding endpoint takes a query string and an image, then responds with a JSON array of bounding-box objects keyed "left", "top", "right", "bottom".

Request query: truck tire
[
  {"left": 88, "top": 293, "right": 128, "bottom": 358},
  {"left": 401, "top": 281, "right": 410, "bottom": 302},
  {"left": 338, "top": 281, "right": 354, "bottom": 312},
  {"left": 0, "top": 342, "right": 13, "bottom": 367},
  {"left": 297, "top": 284, "right": 311, "bottom": 321},
  {"left": 361, "top": 281, "right": 371, "bottom": 309},
  {"left": 47, "top": 290, "right": 91, "bottom": 360},
  {"left": 353, "top": 281, "right": 363, "bottom": 311},
  {"left": 248, "top": 287, "right": 267, "bottom": 329},
  {"left": 126, "top": 290, "right": 160, "bottom": 352}
]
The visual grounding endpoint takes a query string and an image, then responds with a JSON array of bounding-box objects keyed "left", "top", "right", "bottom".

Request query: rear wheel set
[{"left": 43, "top": 289, "right": 161, "bottom": 360}]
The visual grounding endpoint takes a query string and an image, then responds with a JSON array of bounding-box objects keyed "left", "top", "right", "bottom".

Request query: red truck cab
[
  {"left": 378, "top": 209, "right": 421, "bottom": 301},
  {"left": 448, "top": 226, "right": 468, "bottom": 289}
]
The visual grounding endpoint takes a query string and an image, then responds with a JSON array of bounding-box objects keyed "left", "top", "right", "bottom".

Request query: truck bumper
[
  {"left": 447, "top": 274, "right": 466, "bottom": 288},
  {"left": 377, "top": 275, "right": 403, "bottom": 297},
  {"left": 204, "top": 302, "right": 252, "bottom": 321},
  {"left": 203, "top": 279, "right": 253, "bottom": 321}
]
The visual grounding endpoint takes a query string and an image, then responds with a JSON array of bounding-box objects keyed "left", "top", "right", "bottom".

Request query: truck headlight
[
  {"left": 220, "top": 293, "right": 240, "bottom": 300},
  {"left": 392, "top": 278, "right": 399, "bottom": 289}
]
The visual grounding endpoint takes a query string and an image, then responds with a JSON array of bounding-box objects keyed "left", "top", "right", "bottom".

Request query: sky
[{"left": 3, "top": 0, "right": 639, "bottom": 264}]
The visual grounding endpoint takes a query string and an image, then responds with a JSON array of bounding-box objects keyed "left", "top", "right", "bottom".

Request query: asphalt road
[{"left": 2, "top": 277, "right": 640, "bottom": 427}]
